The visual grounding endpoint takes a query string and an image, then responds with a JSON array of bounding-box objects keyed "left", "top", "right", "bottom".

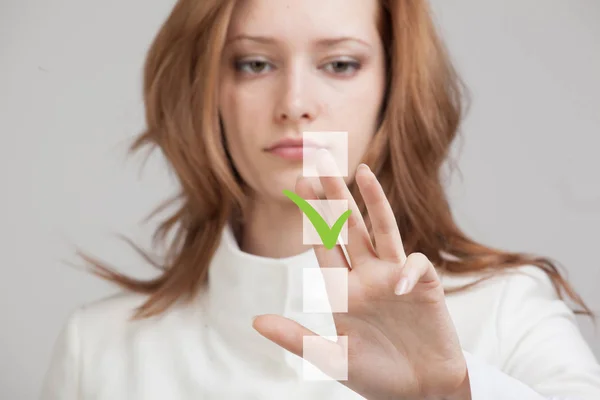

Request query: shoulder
[
  {"left": 70, "top": 291, "right": 151, "bottom": 334},
  {"left": 51, "top": 289, "right": 209, "bottom": 376},
  {"left": 61, "top": 289, "right": 202, "bottom": 349},
  {"left": 443, "top": 263, "right": 572, "bottom": 324},
  {"left": 42, "top": 291, "right": 161, "bottom": 395},
  {"left": 462, "top": 264, "right": 569, "bottom": 319},
  {"left": 78, "top": 290, "right": 151, "bottom": 323},
  {"left": 42, "top": 290, "right": 210, "bottom": 397},
  {"left": 441, "top": 264, "right": 559, "bottom": 303},
  {"left": 460, "top": 264, "right": 570, "bottom": 323},
  {"left": 451, "top": 267, "right": 600, "bottom": 391},
  {"left": 53, "top": 291, "right": 149, "bottom": 353},
  {"left": 490, "top": 265, "right": 577, "bottom": 333},
  {"left": 440, "top": 265, "right": 573, "bottom": 358}
]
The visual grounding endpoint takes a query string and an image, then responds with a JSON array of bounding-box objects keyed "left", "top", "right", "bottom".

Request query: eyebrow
[{"left": 225, "top": 35, "right": 372, "bottom": 49}]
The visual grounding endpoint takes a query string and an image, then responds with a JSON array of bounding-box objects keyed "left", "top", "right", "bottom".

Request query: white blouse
[{"left": 40, "top": 224, "right": 600, "bottom": 399}]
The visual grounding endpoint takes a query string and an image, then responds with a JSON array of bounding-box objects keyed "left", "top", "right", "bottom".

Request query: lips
[
  {"left": 266, "top": 138, "right": 325, "bottom": 151},
  {"left": 265, "top": 137, "right": 327, "bottom": 161}
]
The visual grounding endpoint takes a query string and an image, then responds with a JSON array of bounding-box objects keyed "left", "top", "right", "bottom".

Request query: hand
[{"left": 253, "top": 151, "right": 471, "bottom": 400}]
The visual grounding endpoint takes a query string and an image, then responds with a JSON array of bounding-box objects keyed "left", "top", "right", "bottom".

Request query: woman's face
[{"left": 219, "top": 0, "right": 386, "bottom": 202}]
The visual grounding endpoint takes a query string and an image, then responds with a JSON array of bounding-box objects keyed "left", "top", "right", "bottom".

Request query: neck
[{"left": 237, "top": 195, "right": 313, "bottom": 258}]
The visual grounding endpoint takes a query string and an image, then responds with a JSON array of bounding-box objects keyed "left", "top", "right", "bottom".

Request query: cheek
[
  {"left": 347, "top": 130, "right": 374, "bottom": 171},
  {"left": 221, "top": 89, "right": 249, "bottom": 148},
  {"left": 344, "top": 90, "right": 383, "bottom": 169},
  {"left": 219, "top": 85, "right": 269, "bottom": 182},
  {"left": 219, "top": 83, "right": 236, "bottom": 134},
  {"left": 219, "top": 88, "right": 247, "bottom": 167},
  {"left": 222, "top": 85, "right": 267, "bottom": 134},
  {"left": 326, "top": 78, "right": 383, "bottom": 135}
]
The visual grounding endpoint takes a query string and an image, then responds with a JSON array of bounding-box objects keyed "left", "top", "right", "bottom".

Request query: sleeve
[
  {"left": 39, "top": 307, "right": 84, "bottom": 400},
  {"left": 464, "top": 266, "right": 600, "bottom": 400}
]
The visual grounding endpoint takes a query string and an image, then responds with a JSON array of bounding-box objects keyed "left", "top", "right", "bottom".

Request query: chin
[{"left": 264, "top": 170, "right": 356, "bottom": 202}]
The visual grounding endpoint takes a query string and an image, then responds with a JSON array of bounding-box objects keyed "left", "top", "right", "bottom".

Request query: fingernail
[
  {"left": 358, "top": 163, "right": 371, "bottom": 174},
  {"left": 394, "top": 277, "right": 410, "bottom": 296}
]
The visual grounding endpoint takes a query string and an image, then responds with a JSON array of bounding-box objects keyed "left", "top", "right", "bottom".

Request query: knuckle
[
  {"left": 347, "top": 213, "right": 360, "bottom": 229},
  {"left": 407, "top": 252, "right": 429, "bottom": 265}
]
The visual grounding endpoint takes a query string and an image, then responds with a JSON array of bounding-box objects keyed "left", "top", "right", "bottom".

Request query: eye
[
  {"left": 234, "top": 59, "right": 273, "bottom": 75},
  {"left": 323, "top": 60, "right": 361, "bottom": 76}
]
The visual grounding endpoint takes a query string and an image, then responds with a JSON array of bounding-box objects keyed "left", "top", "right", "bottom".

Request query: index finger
[
  {"left": 315, "top": 149, "right": 376, "bottom": 267},
  {"left": 355, "top": 164, "right": 407, "bottom": 265}
]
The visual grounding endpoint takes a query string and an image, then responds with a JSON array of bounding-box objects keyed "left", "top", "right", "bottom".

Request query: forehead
[{"left": 227, "top": 0, "right": 379, "bottom": 41}]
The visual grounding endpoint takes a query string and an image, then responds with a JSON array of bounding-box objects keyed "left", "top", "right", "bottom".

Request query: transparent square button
[
  {"left": 302, "top": 199, "right": 349, "bottom": 246},
  {"left": 302, "top": 131, "right": 348, "bottom": 177},
  {"left": 303, "top": 267, "right": 348, "bottom": 313}
]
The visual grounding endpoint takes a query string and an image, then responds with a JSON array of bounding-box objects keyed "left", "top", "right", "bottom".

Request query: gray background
[{"left": 1, "top": 0, "right": 599, "bottom": 399}]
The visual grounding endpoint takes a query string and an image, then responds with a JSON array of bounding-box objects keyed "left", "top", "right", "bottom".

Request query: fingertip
[
  {"left": 251, "top": 315, "right": 262, "bottom": 333},
  {"left": 394, "top": 276, "right": 411, "bottom": 296},
  {"left": 355, "top": 163, "right": 373, "bottom": 184},
  {"left": 252, "top": 314, "right": 264, "bottom": 326},
  {"left": 357, "top": 163, "right": 371, "bottom": 174}
]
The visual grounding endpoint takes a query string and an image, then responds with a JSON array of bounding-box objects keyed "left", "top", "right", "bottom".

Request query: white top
[{"left": 40, "top": 224, "right": 600, "bottom": 399}]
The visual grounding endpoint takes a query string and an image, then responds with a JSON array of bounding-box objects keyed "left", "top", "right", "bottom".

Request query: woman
[{"left": 40, "top": 0, "right": 600, "bottom": 399}]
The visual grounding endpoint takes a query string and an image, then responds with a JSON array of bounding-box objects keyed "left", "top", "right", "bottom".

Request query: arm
[
  {"left": 39, "top": 307, "right": 83, "bottom": 400},
  {"left": 463, "top": 266, "right": 600, "bottom": 400}
]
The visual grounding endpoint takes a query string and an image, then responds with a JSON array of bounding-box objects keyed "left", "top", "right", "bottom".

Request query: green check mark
[{"left": 283, "top": 189, "right": 351, "bottom": 250}]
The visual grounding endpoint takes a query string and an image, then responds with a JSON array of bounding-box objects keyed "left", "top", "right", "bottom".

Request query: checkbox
[
  {"left": 302, "top": 131, "right": 348, "bottom": 177},
  {"left": 302, "top": 335, "right": 348, "bottom": 381},
  {"left": 302, "top": 199, "right": 349, "bottom": 246},
  {"left": 303, "top": 268, "right": 348, "bottom": 313}
]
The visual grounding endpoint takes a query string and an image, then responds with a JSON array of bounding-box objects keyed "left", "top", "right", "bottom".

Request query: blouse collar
[{"left": 203, "top": 222, "right": 338, "bottom": 372}]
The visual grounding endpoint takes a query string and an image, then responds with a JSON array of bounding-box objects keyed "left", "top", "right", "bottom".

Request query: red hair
[{"left": 76, "top": 0, "right": 594, "bottom": 321}]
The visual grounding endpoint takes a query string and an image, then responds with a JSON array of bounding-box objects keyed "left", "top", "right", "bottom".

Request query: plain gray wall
[{"left": 1, "top": 0, "right": 599, "bottom": 399}]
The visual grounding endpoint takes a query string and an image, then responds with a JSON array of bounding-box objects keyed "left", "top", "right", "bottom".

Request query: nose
[{"left": 274, "top": 66, "right": 320, "bottom": 124}]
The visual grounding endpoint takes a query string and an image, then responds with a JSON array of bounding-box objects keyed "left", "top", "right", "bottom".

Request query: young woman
[{"left": 40, "top": 0, "right": 600, "bottom": 399}]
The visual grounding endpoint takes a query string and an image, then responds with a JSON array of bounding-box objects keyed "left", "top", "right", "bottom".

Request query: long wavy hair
[{"left": 78, "top": 0, "right": 595, "bottom": 321}]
